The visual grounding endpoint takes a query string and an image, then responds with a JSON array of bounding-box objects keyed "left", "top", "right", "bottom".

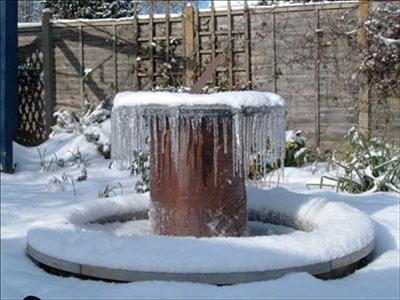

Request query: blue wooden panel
[{"left": 0, "top": 0, "right": 18, "bottom": 172}]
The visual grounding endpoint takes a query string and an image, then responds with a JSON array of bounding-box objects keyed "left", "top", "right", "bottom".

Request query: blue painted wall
[{"left": 0, "top": 0, "right": 18, "bottom": 172}]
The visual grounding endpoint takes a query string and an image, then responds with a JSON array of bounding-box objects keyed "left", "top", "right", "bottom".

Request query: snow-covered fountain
[
  {"left": 26, "top": 91, "right": 374, "bottom": 284},
  {"left": 112, "top": 91, "right": 286, "bottom": 237}
]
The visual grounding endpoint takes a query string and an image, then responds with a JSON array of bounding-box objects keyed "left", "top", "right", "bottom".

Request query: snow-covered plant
[
  {"left": 81, "top": 100, "right": 112, "bottom": 158},
  {"left": 67, "top": 149, "right": 91, "bottom": 168},
  {"left": 76, "top": 167, "right": 88, "bottom": 182},
  {"left": 130, "top": 151, "right": 150, "bottom": 193},
  {"left": 52, "top": 100, "right": 111, "bottom": 159},
  {"left": 37, "top": 146, "right": 90, "bottom": 172},
  {"left": 52, "top": 110, "right": 82, "bottom": 134},
  {"left": 98, "top": 183, "right": 123, "bottom": 198},
  {"left": 49, "top": 172, "right": 77, "bottom": 196},
  {"left": 81, "top": 99, "right": 112, "bottom": 126},
  {"left": 82, "top": 68, "right": 93, "bottom": 81},
  {"left": 37, "top": 147, "right": 65, "bottom": 171},
  {"left": 321, "top": 128, "right": 400, "bottom": 193},
  {"left": 285, "top": 130, "right": 308, "bottom": 167}
]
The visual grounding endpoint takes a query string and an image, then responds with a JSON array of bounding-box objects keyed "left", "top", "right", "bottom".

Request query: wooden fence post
[
  {"left": 244, "top": 0, "right": 251, "bottom": 90},
  {"left": 315, "top": 8, "right": 321, "bottom": 148},
  {"left": 149, "top": 2, "right": 154, "bottom": 89},
  {"left": 0, "top": 0, "right": 18, "bottom": 172},
  {"left": 184, "top": 4, "right": 195, "bottom": 87},
  {"left": 42, "top": 9, "right": 55, "bottom": 137},
  {"left": 358, "top": 0, "right": 370, "bottom": 134},
  {"left": 132, "top": 2, "right": 139, "bottom": 90},
  {"left": 79, "top": 25, "right": 84, "bottom": 102}
]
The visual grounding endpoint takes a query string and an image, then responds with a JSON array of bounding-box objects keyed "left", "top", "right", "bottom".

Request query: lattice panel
[{"left": 17, "top": 48, "right": 47, "bottom": 146}]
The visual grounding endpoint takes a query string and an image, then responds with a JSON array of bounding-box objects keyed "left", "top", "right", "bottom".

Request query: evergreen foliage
[
  {"left": 130, "top": 151, "right": 150, "bottom": 193},
  {"left": 42, "top": 0, "right": 187, "bottom": 19},
  {"left": 285, "top": 131, "right": 308, "bottom": 167},
  {"left": 43, "top": 0, "right": 134, "bottom": 19},
  {"left": 321, "top": 128, "right": 400, "bottom": 193}
]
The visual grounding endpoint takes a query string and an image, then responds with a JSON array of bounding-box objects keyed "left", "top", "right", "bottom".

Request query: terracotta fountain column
[{"left": 150, "top": 113, "right": 247, "bottom": 237}]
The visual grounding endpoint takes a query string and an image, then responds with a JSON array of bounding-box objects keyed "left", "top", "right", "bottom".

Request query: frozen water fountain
[
  {"left": 111, "top": 91, "right": 286, "bottom": 237},
  {"left": 26, "top": 91, "right": 374, "bottom": 284}
]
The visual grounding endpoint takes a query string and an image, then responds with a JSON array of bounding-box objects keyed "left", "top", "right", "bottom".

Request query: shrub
[
  {"left": 321, "top": 127, "right": 400, "bottom": 193},
  {"left": 284, "top": 130, "right": 308, "bottom": 167},
  {"left": 130, "top": 151, "right": 150, "bottom": 193},
  {"left": 52, "top": 100, "right": 111, "bottom": 159}
]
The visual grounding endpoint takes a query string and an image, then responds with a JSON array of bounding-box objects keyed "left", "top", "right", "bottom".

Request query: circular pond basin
[{"left": 26, "top": 188, "right": 374, "bottom": 284}]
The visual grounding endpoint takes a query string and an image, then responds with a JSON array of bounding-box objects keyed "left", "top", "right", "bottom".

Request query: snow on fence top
[
  {"left": 17, "top": 0, "right": 358, "bottom": 28},
  {"left": 113, "top": 91, "right": 286, "bottom": 109}
]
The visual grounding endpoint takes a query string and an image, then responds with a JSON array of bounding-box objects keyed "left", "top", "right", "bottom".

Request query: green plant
[
  {"left": 98, "top": 183, "right": 123, "bottom": 198},
  {"left": 320, "top": 128, "right": 400, "bottom": 193},
  {"left": 37, "top": 147, "right": 90, "bottom": 171},
  {"left": 285, "top": 130, "right": 308, "bottom": 167},
  {"left": 130, "top": 151, "right": 150, "bottom": 193}
]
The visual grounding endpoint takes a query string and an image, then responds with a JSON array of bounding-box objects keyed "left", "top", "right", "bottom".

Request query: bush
[
  {"left": 321, "top": 128, "right": 400, "bottom": 193},
  {"left": 130, "top": 151, "right": 150, "bottom": 193},
  {"left": 52, "top": 100, "right": 111, "bottom": 159},
  {"left": 285, "top": 130, "right": 308, "bottom": 167}
]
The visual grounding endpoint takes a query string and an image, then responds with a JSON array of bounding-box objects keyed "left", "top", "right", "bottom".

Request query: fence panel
[{"left": 17, "top": 1, "right": 398, "bottom": 149}]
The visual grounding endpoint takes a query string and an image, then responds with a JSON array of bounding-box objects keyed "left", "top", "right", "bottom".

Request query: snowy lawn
[{"left": 1, "top": 132, "right": 399, "bottom": 299}]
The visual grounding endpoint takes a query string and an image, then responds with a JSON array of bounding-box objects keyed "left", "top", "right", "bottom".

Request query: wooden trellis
[
  {"left": 18, "top": 1, "right": 395, "bottom": 150},
  {"left": 17, "top": 47, "right": 47, "bottom": 146}
]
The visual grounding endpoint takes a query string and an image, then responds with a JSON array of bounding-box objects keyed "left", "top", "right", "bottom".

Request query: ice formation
[{"left": 111, "top": 91, "right": 287, "bottom": 180}]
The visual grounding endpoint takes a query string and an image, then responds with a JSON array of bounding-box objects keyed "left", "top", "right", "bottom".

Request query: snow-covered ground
[{"left": 1, "top": 131, "right": 399, "bottom": 299}]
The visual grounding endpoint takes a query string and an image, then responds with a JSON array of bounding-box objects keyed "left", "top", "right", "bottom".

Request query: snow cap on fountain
[{"left": 113, "top": 91, "right": 286, "bottom": 109}]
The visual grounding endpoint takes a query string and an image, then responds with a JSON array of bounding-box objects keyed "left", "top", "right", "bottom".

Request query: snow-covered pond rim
[{"left": 26, "top": 187, "right": 375, "bottom": 284}]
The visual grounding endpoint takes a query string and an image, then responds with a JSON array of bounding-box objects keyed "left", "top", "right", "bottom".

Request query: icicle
[
  {"left": 169, "top": 114, "right": 178, "bottom": 165},
  {"left": 213, "top": 117, "right": 219, "bottom": 186},
  {"left": 192, "top": 115, "right": 199, "bottom": 146},
  {"left": 152, "top": 116, "right": 158, "bottom": 173},
  {"left": 222, "top": 118, "right": 228, "bottom": 154},
  {"left": 111, "top": 101, "right": 287, "bottom": 183},
  {"left": 232, "top": 118, "right": 236, "bottom": 177},
  {"left": 160, "top": 116, "right": 166, "bottom": 154},
  {"left": 181, "top": 117, "right": 187, "bottom": 162}
]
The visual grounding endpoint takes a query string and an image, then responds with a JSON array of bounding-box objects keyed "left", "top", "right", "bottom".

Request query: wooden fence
[{"left": 17, "top": 1, "right": 399, "bottom": 149}]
